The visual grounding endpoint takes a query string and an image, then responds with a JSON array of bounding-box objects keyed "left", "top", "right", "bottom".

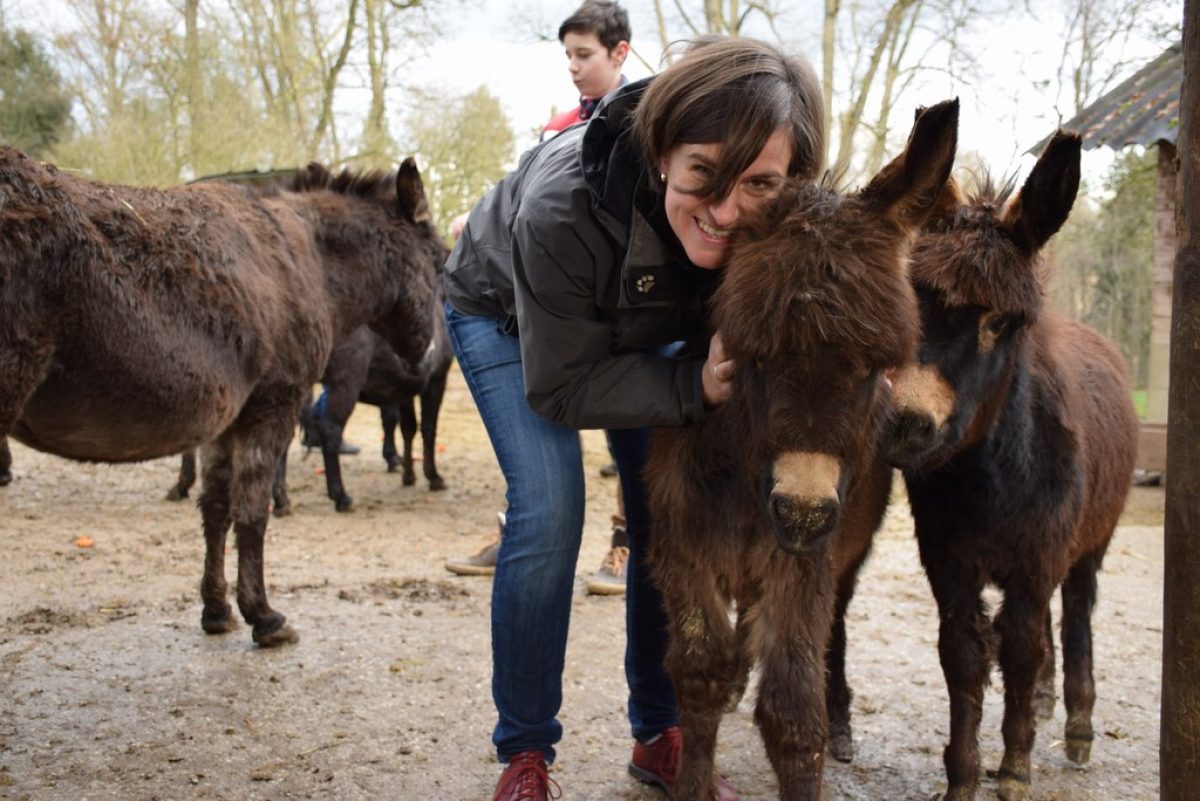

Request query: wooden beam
[
  {"left": 1147, "top": 141, "right": 1178, "bottom": 424},
  {"left": 1161, "top": 1, "right": 1200, "bottom": 797}
]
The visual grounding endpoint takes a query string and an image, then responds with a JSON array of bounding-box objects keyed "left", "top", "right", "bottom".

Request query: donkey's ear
[
  {"left": 396, "top": 157, "right": 432, "bottom": 223},
  {"left": 1002, "top": 130, "right": 1081, "bottom": 253},
  {"left": 862, "top": 98, "right": 959, "bottom": 231}
]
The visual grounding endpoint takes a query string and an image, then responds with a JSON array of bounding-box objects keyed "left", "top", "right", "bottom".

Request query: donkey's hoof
[
  {"left": 201, "top": 607, "right": 236, "bottom": 634},
  {"left": 335, "top": 496, "right": 354, "bottom": 512},
  {"left": 1065, "top": 737, "right": 1092, "bottom": 765},
  {"left": 1033, "top": 691, "right": 1055, "bottom": 720},
  {"left": 995, "top": 765, "right": 1030, "bottom": 801},
  {"left": 829, "top": 731, "right": 854, "bottom": 763},
  {"left": 165, "top": 486, "right": 188, "bottom": 501},
  {"left": 996, "top": 775, "right": 1030, "bottom": 801},
  {"left": 428, "top": 476, "right": 447, "bottom": 492},
  {"left": 386, "top": 461, "right": 401, "bottom": 473},
  {"left": 272, "top": 502, "right": 292, "bottom": 518},
  {"left": 252, "top": 615, "right": 299, "bottom": 647},
  {"left": 0, "top": 471, "right": 11, "bottom": 487},
  {"left": 402, "top": 472, "right": 417, "bottom": 486},
  {"left": 942, "top": 784, "right": 978, "bottom": 801}
]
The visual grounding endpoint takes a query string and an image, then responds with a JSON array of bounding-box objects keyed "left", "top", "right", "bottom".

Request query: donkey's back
[{"left": 1, "top": 146, "right": 330, "bottom": 461}]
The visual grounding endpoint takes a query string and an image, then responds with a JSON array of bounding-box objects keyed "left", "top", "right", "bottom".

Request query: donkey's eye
[{"left": 977, "top": 310, "right": 1008, "bottom": 353}]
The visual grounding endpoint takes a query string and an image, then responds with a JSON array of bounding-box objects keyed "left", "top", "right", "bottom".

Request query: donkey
[
  {"left": 0, "top": 435, "right": 10, "bottom": 486},
  {"left": 645, "top": 100, "right": 958, "bottom": 801},
  {"left": 168, "top": 299, "right": 450, "bottom": 513},
  {"left": 0, "top": 146, "right": 444, "bottom": 646},
  {"left": 883, "top": 131, "right": 1137, "bottom": 801},
  {"left": 302, "top": 289, "right": 452, "bottom": 511}
]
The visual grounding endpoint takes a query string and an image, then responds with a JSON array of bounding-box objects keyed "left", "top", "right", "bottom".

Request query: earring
[{"left": 659, "top": 172, "right": 666, "bottom": 183}]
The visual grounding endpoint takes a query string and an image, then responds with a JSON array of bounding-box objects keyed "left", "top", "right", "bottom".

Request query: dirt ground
[{"left": 0, "top": 364, "right": 1165, "bottom": 801}]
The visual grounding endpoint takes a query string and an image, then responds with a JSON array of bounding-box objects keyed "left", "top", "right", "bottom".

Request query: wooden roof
[{"left": 1032, "top": 41, "right": 1181, "bottom": 153}]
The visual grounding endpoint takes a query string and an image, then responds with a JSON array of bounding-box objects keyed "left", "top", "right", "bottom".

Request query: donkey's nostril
[
  {"left": 894, "top": 412, "right": 936, "bottom": 451},
  {"left": 770, "top": 495, "right": 840, "bottom": 544}
]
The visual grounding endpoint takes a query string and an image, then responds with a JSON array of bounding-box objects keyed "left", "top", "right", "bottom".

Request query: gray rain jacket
[{"left": 443, "top": 78, "right": 716, "bottom": 430}]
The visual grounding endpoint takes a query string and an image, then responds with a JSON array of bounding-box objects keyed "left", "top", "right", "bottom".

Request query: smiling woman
[
  {"left": 440, "top": 34, "right": 825, "bottom": 801},
  {"left": 658, "top": 129, "right": 793, "bottom": 269}
]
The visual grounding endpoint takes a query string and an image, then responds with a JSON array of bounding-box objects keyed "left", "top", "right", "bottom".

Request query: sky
[
  {"left": 13, "top": 0, "right": 1182, "bottom": 189},
  {"left": 394, "top": 0, "right": 1182, "bottom": 188}
]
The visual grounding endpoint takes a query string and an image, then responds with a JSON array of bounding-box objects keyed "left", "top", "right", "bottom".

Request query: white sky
[
  {"left": 393, "top": 0, "right": 1180, "bottom": 188},
  {"left": 15, "top": 0, "right": 1181, "bottom": 188}
]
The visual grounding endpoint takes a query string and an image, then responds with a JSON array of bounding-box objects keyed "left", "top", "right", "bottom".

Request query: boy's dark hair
[{"left": 558, "top": 0, "right": 631, "bottom": 52}]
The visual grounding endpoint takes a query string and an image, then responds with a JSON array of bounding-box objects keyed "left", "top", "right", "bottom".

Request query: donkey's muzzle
[
  {"left": 885, "top": 411, "right": 938, "bottom": 468},
  {"left": 768, "top": 494, "right": 839, "bottom": 554}
]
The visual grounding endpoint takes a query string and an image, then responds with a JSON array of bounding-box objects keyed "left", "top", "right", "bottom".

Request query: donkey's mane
[
  {"left": 717, "top": 179, "right": 918, "bottom": 371},
  {"left": 909, "top": 171, "right": 1043, "bottom": 319},
  {"left": 292, "top": 162, "right": 397, "bottom": 201}
]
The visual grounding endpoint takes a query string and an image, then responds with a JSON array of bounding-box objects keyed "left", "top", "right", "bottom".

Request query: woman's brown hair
[{"left": 633, "top": 36, "right": 826, "bottom": 200}]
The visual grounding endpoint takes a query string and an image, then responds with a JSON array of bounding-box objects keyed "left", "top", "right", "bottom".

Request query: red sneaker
[
  {"left": 492, "top": 751, "right": 561, "bottom": 801},
  {"left": 628, "top": 725, "right": 740, "bottom": 800}
]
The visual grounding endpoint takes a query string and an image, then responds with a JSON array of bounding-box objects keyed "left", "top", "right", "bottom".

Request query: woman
[{"left": 442, "top": 36, "right": 825, "bottom": 801}]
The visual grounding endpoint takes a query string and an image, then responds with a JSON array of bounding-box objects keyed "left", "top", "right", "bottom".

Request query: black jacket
[{"left": 442, "top": 78, "right": 716, "bottom": 429}]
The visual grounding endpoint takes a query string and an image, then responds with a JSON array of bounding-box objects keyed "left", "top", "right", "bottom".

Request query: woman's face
[{"left": 659, "top": 127, "right": 792, "bottom": 270}]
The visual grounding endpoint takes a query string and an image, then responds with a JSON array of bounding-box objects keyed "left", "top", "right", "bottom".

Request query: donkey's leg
[
  {"left": 725, "top": 602, "right": 752, "bottom": 712},
  {"left": 380, "top": 404, "right": 402, "bottom": 472},
  {"left": 0, "top": 435, "right": 11, "bottom": 486},
  {"left": 398, "top": 398, "right": 419, "bottom": 486},
  {"left": 993, "top": 583, "right": 1054, "bottom": 801},
  {"left": 166, "top": 449, "right": 198, "bottom": 501},
  {"left": 1033, "top": 609, "right": 1057, "bottom": 720},
  {"left": 0, "top": 327, "right": 55, "bottom": 487},
  {"left": 230, "top": 403, "right": 301, "bottom": 646},
  {"left": 660, "top": 579, "right": 738, "bottom": 801},
  {"left": 419, "top": 368, "right": 448, "bottom": 490},
  {"left": 317, "top": 386, "right": 357, "bottom": 512},
  {"left": 826, "top": 578, "right": 857, "bottom": 763},
  {"left": 1061, "top": 551, "right": 1103, "bottom": 764},
  {"left": 923, "top": 557, "right": 992, "bottom": 801},
  {"left": 756, "top": 556, "right": 834, "bottom": 801},
  {"left": 198, "top": 440, "right": 236, "bottom": 634},
  {"left": 270, "top": 447, "right": 291, "bottom": 517}
]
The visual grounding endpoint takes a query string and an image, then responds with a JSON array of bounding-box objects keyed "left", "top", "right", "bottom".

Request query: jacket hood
[{"left": 580, "top": 77, "right": 652, "bottom": 224}]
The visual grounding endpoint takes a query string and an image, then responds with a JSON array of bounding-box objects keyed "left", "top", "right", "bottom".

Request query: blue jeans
[{"left": 444, "top": 303, "right": 677, "bottom": 764}]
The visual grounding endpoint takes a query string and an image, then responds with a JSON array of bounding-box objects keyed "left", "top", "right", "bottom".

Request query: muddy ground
[{"left": 0, "top": 365, "right": 1165, "bottom": 800}]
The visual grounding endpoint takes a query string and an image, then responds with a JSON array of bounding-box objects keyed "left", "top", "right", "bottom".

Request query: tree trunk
[
  {"left": 1146, "top": 140, "right": 1178, "bottom": 423},
  {"left": 822, "top": 0, "right": 839, "bottom": 160},
  {"left": 183, "top": 0, "right": 203, "bottom": 173},
  {"left": 1161, "top": 1, "right": 1200, "bottom": 799}
]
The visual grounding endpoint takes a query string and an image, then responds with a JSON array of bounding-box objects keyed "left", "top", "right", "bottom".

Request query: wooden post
[
  {"left": 1146, "top": 141, "right": 1178, "bottom": 424},
  {"left": 1161, "top": 1, "right": 1200, "bottom": 797}
]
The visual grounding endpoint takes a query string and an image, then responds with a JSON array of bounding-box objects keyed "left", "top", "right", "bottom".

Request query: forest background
[{"left": 0, "top": 0, "right": 1184, "bottom": 402}]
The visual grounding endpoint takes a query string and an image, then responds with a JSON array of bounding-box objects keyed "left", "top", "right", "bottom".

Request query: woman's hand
[{"left": 701, "top": 332, "right": 735, "bottom": 408}]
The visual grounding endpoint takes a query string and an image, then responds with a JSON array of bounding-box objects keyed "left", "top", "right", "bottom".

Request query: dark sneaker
[
  {"left": 492, "top": 751, "right": 561, "bottom": 801},
  {"left": 445, "top": 512, "right": 504, "bottom": 576},
  {"left": 585, "top": 545, "right": 629, "bottom": 596},
  {"left": 599, "top": 461, "right": 619, "bottom": 478},
  {"left": 629, "top": 725, "right": 739, "bottom": 800}
]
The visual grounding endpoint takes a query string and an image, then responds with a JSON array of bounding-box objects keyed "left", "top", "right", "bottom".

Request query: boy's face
[{"left": 562, "top": 31, "right": 628, "bottom": 100}]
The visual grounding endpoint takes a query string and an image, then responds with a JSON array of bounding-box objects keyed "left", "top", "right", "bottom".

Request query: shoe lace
[
  {"left": 495, "top": 753, "right": 562, "bottom": 801},
  {"left": 600, "top": 545, "right": 629, "bottom": 576}
]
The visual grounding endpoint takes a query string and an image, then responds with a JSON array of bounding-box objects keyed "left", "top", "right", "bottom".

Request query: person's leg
[
  {"left": 445, "top": 304, "right": 585, "bottom": 765},
  {"left": 607, "top": 426, "right": 678, "bottom": 741},
  {"left": 585, "top": 436, "right": 630, "bottom": 595}
]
